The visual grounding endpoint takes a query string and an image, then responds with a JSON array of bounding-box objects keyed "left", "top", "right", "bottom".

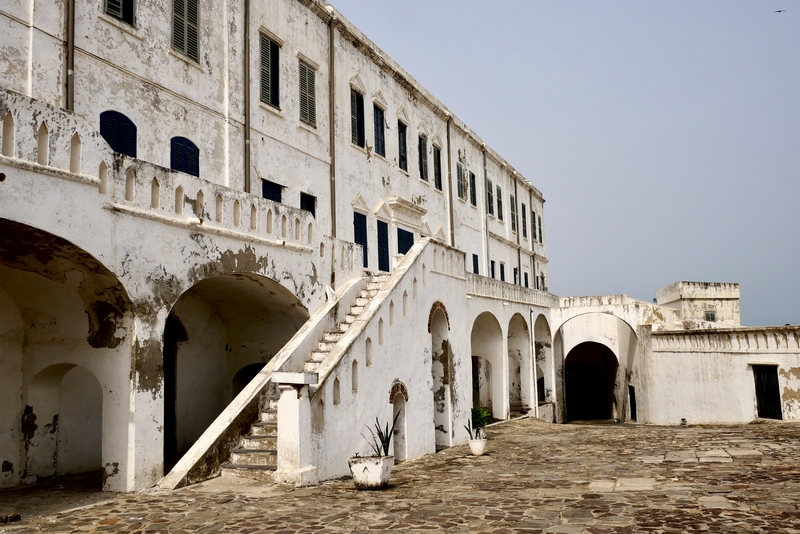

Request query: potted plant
[
  {"left": 464, "top": 406, "right": 491, "bottom": 456},
  {"left": 348, "top": 414, "right": 399, "bottom": 490}
]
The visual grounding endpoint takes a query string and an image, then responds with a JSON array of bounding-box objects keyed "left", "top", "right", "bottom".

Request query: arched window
[
  {"left": 99, "top": 111, "right": 137, "bottom": 157},
  {"left": 170, "top": 137, "right": 199, "bottom": 177}
]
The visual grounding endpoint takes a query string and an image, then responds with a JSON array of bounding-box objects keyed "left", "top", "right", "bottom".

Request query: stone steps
[{"left": 221, "top": 406, "right": 278, "bottom": 480}]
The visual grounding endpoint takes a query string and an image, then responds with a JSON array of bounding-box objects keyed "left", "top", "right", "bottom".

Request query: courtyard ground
[{"left": 2, "top": 418, "right": 799, "bottom": 533}]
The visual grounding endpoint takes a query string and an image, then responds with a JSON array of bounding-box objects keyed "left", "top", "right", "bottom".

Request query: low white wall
[{"left": 641, "top": 328, "right": 800, "bottom": 424}]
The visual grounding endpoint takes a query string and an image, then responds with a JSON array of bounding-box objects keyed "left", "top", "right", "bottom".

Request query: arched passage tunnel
[
  {"left": 163, "top": 273, "right": 309, "bottom": 473},
  {"left": 565, "top": 342, "right": 618, "bottom": 422}
]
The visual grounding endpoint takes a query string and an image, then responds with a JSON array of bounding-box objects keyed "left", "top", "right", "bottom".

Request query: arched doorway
[
  {"left": 565, "top": 342, "right": 618, "bottom": 421},
  {"left": 430, "top": 303, "right": 451, "bottom": 449},
  {"left": 0, "top": 219, "right": 131, "bottom": 490},
  {"left": 507, "top": 314, "right": 531, "bottom": 418},
  {"left": 26, "top": 365, "right": 103, "bottom": 480},
  {"left": 392, "top": 393, "right": 407, "bottom": 462},
  {"left": 163, "top": 273, "right": 308, "bottom": 473},
  {"left": 470, "top": 312, "right": 503, "bottom": 419}
]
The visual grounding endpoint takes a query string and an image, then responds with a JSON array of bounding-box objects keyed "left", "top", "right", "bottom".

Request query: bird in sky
[{"left": 774, "top": 10, "right": 786, "bottom": 13}]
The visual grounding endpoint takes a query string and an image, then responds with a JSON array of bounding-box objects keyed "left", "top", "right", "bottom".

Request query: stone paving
[{"left": 2, "top": 419, "right": 800, "bottom": 533}]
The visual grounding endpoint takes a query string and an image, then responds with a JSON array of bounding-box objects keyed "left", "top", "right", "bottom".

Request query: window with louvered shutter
[
  {"left": 497, "top": 186, "right": 503, "bottom": 221},
  {"left": 261, "top": 179, "right": 283, "bottom": 203},
  {"left": 472, "top": 254, "right": 479, "bottom": 274},
  {"left": 100, "top": 111, "right": 137, "bottom": 158},
  {"left": 397, "top": 228, "right": 414, "bottom": 255},
  {"left": 299, "top": 60, "right": 316, "bottom": 127},
  {"left": 106, "top": 0, "right": 135, "bottom": 25},
  {"left": 351, "top": 89, "right": 365, "bottom": 147},
  {"left": 538, "top": 214, "right": 543, "bottom": 242},
  {"left": 433, "top": 146, "right": 442, "bottom": 190},
  {"left": 398, "top": 122, "right": 407, "bottom": 171},
  {"left": 521, "top": 203, "right": 527, "bottom": 238},
  {"left": 418, "top": 136, "right": 428, "bottom": 181},
  {"left": 510, "top": 195, "right": 517, "bottom": 232},
  {"left": 532, "top": 210, "right": 537, "bottom": 241},
  {"left": 469, "top": 172, "right": 477, "bottom": 206},
  {"left": 487, "top": 179, "right": 494, "bottom": 215},
  {"left": 377, "top": 220, "right": 389, "bottom": 272},
  {"left": 172, "top": 0, "right": 199, "bottom": 62},
  {"left": 456, "top": 163, "right": 465, "bottom": 199},
  {"left": 374, "top": 105, "right": 385, "bottom": 156},
  {"left": 354, "top": 212, "right": 368, "bottom": 267},
  {"left": 260, "top": 35, "right": 280, "bottom": 107},
  {"left": 170, "top": 137, "right": 199, "bottom": 177}
]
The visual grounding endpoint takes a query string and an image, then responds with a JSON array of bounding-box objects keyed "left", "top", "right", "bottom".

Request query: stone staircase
[
  {"left": 221, "top": 403, "right": 278, "bottom": 481},
  {"left": 302, "top": 274, "right": 388, "bottom": 373},
  {"left": 219, "top": 274, "right": 389, "bottom": 481}
]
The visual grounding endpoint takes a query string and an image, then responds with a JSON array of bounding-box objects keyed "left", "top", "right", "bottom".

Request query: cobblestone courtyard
[{"left": 2, "top": 419, "right": 799, "bottom": 533}]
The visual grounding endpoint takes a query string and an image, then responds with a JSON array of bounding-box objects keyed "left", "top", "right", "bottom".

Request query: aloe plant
[
  {"left": 464, "top": 406, "right": 491, "bottom": 440},
  {"left": 361, "top": 413, "right": 400, "bottom": 457}
]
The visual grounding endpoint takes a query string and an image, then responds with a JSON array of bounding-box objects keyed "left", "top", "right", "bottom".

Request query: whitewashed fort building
[{"left": 1, "top": 0, "right": 799, "bottom": 493}]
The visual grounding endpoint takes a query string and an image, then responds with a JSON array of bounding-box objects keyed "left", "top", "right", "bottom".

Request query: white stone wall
[{"left": 640, "top": 327, "right": 800, "bottom": 424}]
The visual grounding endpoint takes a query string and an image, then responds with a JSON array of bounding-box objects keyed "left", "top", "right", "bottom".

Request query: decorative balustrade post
[{"left": 273, "top": 372, "right": 318, "bottom": 486}]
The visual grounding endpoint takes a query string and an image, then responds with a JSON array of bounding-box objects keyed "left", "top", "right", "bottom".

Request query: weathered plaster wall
[
  {"left": 640, "top": 328, "right": 800, "bottom": 424},
  {"left": 0, "top": 284, "right": 23, "bottom": 488}
]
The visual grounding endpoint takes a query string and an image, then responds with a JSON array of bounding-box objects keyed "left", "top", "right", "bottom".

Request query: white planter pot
[
  {"left": 348, "top": 456, "right": 394, "bottom": 490},
  {"left": 468, "top": 439, "right": 487, "bottom": 456}
]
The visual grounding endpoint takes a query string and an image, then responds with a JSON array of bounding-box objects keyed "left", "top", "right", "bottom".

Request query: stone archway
[
  {"left": 0, "top": 219, "right": 132, "bottom": 491},
  {"left": 565, "top": 342, "right": 618, "bottom": 421},
  {"left": 429, "top": 302, "right": 452, "bottom": 449},
  {"left": 470, "top": 312, "right": 504, "bottom": 419},
  {"left": 507, "top": 314, "right": 531, "bottom": 418},
  {"left": 163, "top": 273, "right": 309, "bottom": 473}
]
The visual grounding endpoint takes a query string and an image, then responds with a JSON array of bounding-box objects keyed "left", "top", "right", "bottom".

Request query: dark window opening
[
  {"left": 106, "top": 0, "right": 135, "bottom": 25},
  {"left": 513, "top": 267, "right": 518, "bottom": 285},
  {"left": 377, "top": 220, "right": 389, "bottom": 272},
  {"left": 490, "top": 260, "right": 496, "bottom": 279},
  {"left": 397, "top": 228, "right": 414, "bottom": 255},
  {"left": 170, "top": 136, "right": 199, "bottom": 177},
  {"left": 418, "top": 136, "right": 428, "bottom": 181},
  {"left": 472, "top": 254, "right": 479, "bottom": 274},
  {"left": 469, "top": 172, "right": 477, "bottom": 206},
  {"left": 398, "top": 122, "right": 407, "bottom": 171},
  {"left": 261, "top": 179, "right": 282, "bottom": 203},
  {"left": 300, "top": 192, "right": 316, "bottom": 217},
  {"left": 172, "top": 0, "right": 199, "bottom": 62},
  {"left": 500, "top": 263, "right": 505, "bottom": 282},
  {"left": 354, "top": 212, "right": 368, "bottom": 268},
  {"left": 100, "top": 110, "right": 137, "bottom": 158},
  {"left": 260, "top": 35, "right": 280, "bottom": 108},
  {"left": 374, "top": 105, "right": 385, "bottom": 157},
  {"left": 524, "top": 272, "right": 529, "bottom": 288},
  {"left": 350, "top": 89, "right": 365, "bottom": 147},
  {"left": 433, "top": 146, "right": 442, "bottom": 190},
  {"left": 704, "top": 310, "right": 716, "bottom": 322}
]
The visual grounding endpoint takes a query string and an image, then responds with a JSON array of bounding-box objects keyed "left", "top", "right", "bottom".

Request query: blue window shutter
[
  {"left": 397, "top": 228, "right": 413, "bottom": 255},
  {"left": 353, "top": 212, "right": 368, "bottom": 268},
  {"left": 472, "top": 254, "right": 479, "bottom": 274},
  {"left": 261, "top": 179, "right": 282, "bottom": 203},
  {"left": 377, "top": 220, "right": 389, "bottom": 272},
  {"left": 170, "top": 137, "right": 199, "bottom": 177},
  {"left": 100, "top": 111, "right": 137, "bottom": 158}
]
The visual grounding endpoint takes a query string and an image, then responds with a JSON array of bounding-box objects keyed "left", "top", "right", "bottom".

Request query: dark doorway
[
  {"left": 628, "top": 385, "right": 637, "bottom": 421},
  {"left": 232, "top": 363, "right": 265, "bottom": 398},
  {"left": 163, "top": 315, "right": 188, "bottom": 474},
  {"left": 753, "top": 365, "right": 782, "bottom": 420},
  {"left": 565, "top": 342, "right": 618, "bottom": 422}
]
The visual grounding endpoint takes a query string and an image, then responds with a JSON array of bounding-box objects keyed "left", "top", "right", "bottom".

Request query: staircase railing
[{"left": 158, "top": 273, "right": 367, "bottom": 489}]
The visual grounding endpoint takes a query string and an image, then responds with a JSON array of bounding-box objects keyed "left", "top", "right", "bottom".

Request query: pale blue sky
[{"left": 331, "top": 1, "right": 799, "bottom": 326}]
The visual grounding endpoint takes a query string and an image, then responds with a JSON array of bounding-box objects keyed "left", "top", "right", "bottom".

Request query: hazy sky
[{"left": 331, "top": 1, "right": 799, "bottom": 326}]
